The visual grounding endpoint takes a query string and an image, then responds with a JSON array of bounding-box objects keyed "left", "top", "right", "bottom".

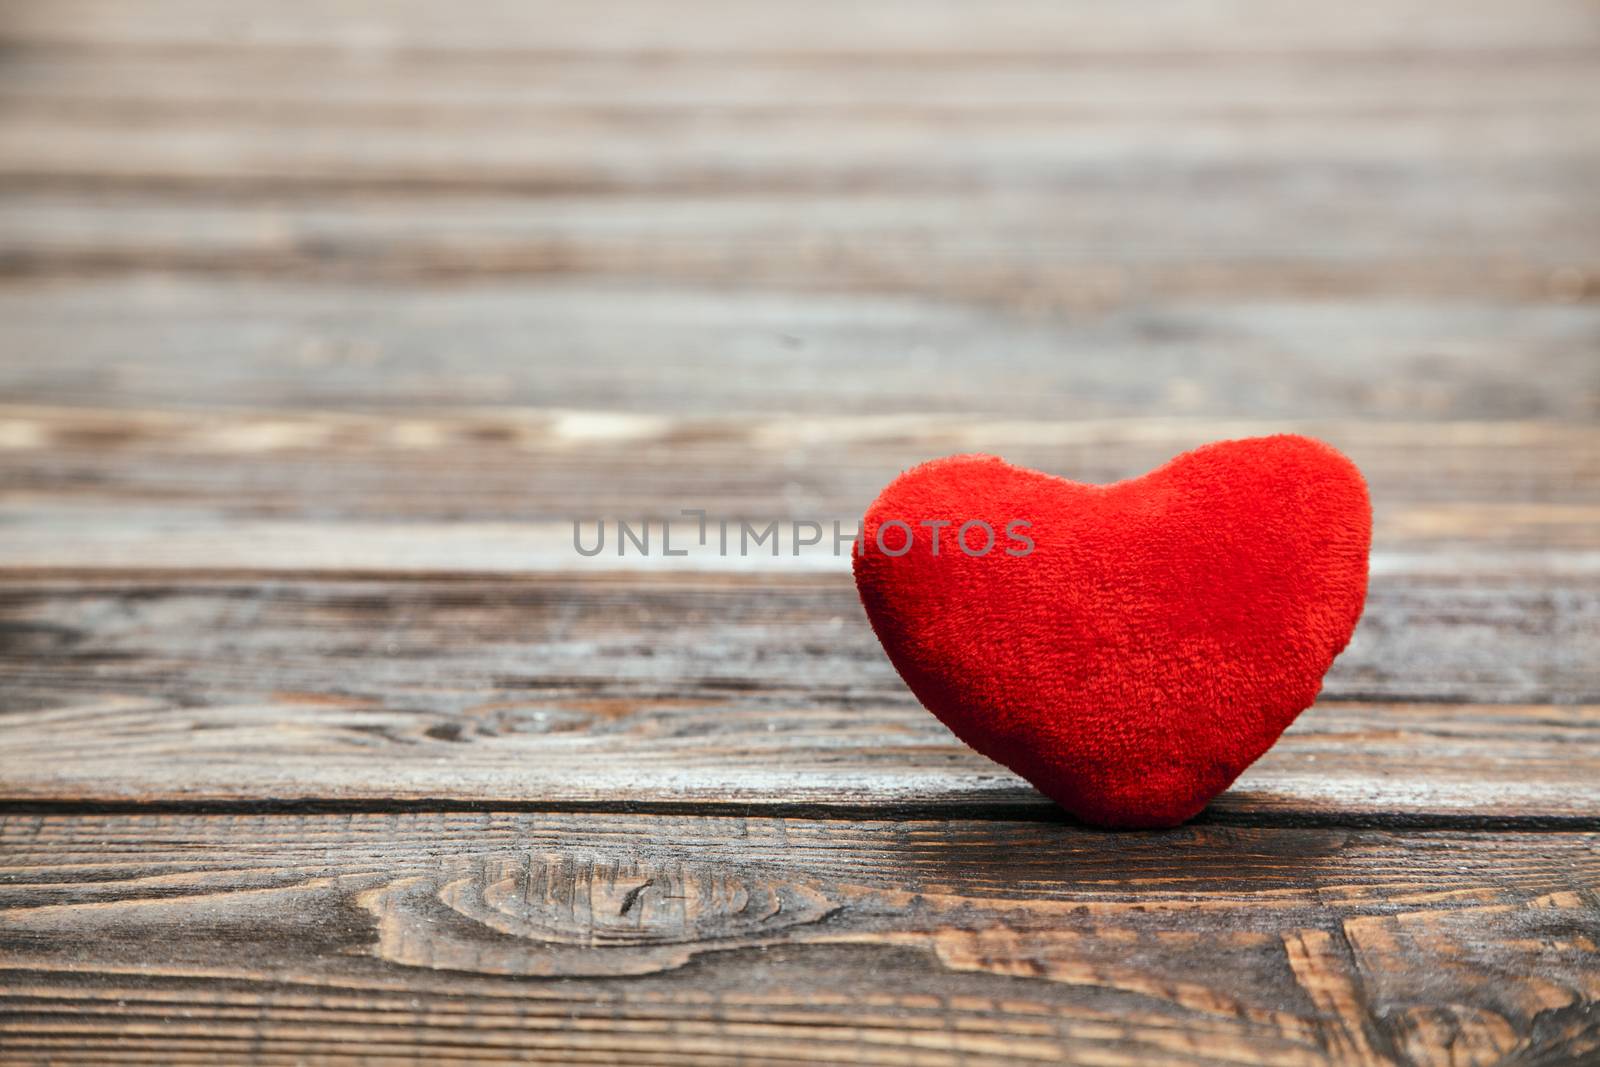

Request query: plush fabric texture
[{"left": 852, "top": 435, "right": 1371, "bottom": 828}]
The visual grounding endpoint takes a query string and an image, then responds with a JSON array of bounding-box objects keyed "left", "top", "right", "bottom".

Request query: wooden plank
[
  {"left": 1, "top": 574, "right": 1594, "bottom": 817},
  {"left": 0, "top": 408, "right": 1595, "bottom": 543},
  {"left": 9, "top": 92, "right": 1589, "bottom": 192},
  {"left": 0, "top": 282, "right": 1595, "bottom": 419},
  {"left": 5, "top": 45, "right": 1598, "bottom": 114},
  {"left": 1, "top": 98, "right": 1594, "bottom": 274},
  {"left": 2, "top": 0, "right": 1596, "bottom": 55},
  {"left": 3, "top": 103, "right": 1593, "bottom": 194},
  {"left": 2, "top": 812, "right": 1596, "bottom": 1065},
  {"left": 3, "top": 188, "right": 1595, "bottom": 299}
]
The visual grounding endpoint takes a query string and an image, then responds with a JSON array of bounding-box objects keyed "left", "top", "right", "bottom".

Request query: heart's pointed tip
[
  {"left": 1042, "top": 794, "right": 1203, "bottom": 831},
  {"left": 1071, "top": 798, "right": 1213, "bottom": 832},
  {"left": 1076, "top": 813, "right": 1198, "bottom": 832},
  {"left": 1029, "top": 763, "right": 1230, "bottom": 831}
]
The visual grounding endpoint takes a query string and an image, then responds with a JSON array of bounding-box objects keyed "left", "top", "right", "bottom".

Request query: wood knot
[{"left": 358, "top": 851, "right": 839, "bottom": 977}]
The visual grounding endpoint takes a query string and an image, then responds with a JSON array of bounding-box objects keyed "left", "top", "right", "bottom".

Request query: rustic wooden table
[{"left": 1, "top": 2, "right": 1597, "bottom": 1064}]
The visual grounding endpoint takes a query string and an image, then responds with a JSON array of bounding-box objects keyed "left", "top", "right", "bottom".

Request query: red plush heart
[{"left": 852, "top": 435, "right": 1370, "bottom": 828}]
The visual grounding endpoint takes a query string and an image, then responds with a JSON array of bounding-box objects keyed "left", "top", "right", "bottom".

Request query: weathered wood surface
[
  {"left": 4, "top": 813, "right": 1599, "bottom": 1066},
  {"left": 1, "top": 574, "right": 1596, "bottom": 820},
  {"left": 1, "top": 406, "right": 1597, "bottom": 534},
  {"left": 5, "top": 0, "right": 1596, "bottom": 52},
  {"left": 0, "top": 0, "right": 1596, "bottom": 425},
  {"left": 1, "top": 0, "right": 1597, "bottom": 1062},
  {"left": 0, "top": 406, "right": 1595, "bottom": 579},
  {"left": 0, "top": 282, "right": 1594, "bottom": 420}
]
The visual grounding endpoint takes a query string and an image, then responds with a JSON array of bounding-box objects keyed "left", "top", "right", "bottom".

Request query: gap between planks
[{"left": 2, "top": 796, "right": 1599, "bottom": 832}]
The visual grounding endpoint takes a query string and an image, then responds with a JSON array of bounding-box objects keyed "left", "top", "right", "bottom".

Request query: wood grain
[
  {"left": 5, "top": 0, "right": 1597, "bottom": 53},
  {"left": 0, "top": 185, "right": 1595, "bottom": 297},
  {"left": 3, "top": 406, "right": 1598, "bottom": 511},
  {"left": 0, "top": 281, "right": 1594, "bottom": 420},
  {"left": 0, "top": 0, "right": 1596, "bottom": 419},
  {"left": 3, "top": 812, "right": 1597, "bottom": 1066},
  {"left": 1, "top": 408, "right": 1596, "bottom": 574},
  {"left": 1, "top": 573, "right": 1594, "bottom": 819}
]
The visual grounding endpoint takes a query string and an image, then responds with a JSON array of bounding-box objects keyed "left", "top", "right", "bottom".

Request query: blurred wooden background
[{"left": 1, "top": 2, "right": 1597, "bottom": 1064}]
